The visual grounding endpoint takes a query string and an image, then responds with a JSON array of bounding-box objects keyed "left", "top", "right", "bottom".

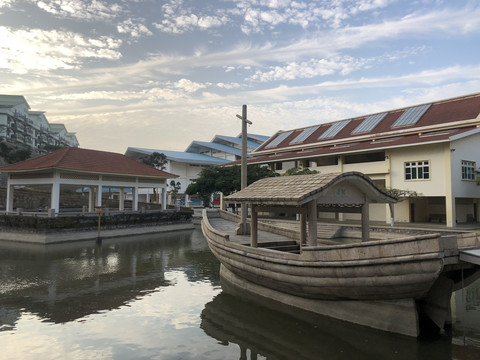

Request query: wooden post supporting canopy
[
  {"left": 389, "top": 203, "right": 395, "bottom": 227},
  {"left": 300, "top": 212, "right": 306, "bottom": 246},
  {"left": 361, "top": 197, "right": 370, "bottom": 242},
  {"left": 250, "top": 204, "right": 258, "bottom": 247},
  {"left": 307, "top": 200, "right": 318, "bottom": 246}
]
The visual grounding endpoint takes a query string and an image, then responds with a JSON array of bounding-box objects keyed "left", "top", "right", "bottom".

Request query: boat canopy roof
[{"left": 224, "top": 171, "right": 397, "bottom": 207}]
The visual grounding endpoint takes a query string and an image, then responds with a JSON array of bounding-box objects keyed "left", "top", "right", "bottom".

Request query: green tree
[
  {"left": 42, "top": 144, "right": 64, "bottom": 153},
  {"left": 186, "top": 165, "right": 278, "bottom": 207},
  {"left": 282, "top": 167, "right": 319, "bottom": 176},
  {"left": 0, "top": 142, "right": 32, "bottom": 164},
  {"left": 141, "top": 152, "right": 167, "bottom": 170},
  {"left": 169, "top": 180, "right": 181, "bottom": 204}
]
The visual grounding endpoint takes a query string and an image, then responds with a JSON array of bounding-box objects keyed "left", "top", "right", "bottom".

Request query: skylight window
[
  {"left": 352, "top": 113, "right": 387, "bottom": 134},
  {"left": 420, "top": 129, "right": 456, "bottom": 137},
  {"left": 318, "top": 120, "right": 351, "bottom": 139},
  {"left": 290, "top": 126, "right": 319, "bottom": 144},
  {"left": 392, "top": 104, "right": 431, "bottom": 128},
  {"left": 265, "top": 130, "right": 294, "bottom": 148}
]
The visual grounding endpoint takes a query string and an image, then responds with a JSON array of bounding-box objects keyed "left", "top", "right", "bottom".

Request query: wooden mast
[{"left": 235, "top": 104, "right": 252, "bottom": 236}]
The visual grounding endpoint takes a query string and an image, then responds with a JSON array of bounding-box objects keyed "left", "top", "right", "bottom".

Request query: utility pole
[{"left": 235, "top": 104, "right": 252, "bottom": 235}]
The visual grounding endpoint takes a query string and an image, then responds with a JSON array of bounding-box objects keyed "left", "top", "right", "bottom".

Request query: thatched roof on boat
[{"left": 224, "top": 171, "right": 397, "bottom": 207}]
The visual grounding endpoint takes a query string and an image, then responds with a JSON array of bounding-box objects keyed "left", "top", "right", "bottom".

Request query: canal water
[{"left": 1, "top": 228, "right": 479, "bottom": 360}]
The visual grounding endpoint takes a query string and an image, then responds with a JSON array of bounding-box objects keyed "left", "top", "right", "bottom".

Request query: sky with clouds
[{"left": 1, "top": 0, "right": 480, "bottom": 153}]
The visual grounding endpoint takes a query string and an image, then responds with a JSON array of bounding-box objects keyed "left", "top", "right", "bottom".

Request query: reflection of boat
[
  {"left": 201, "top": 292, "right": 453, "bottom": 360},
  {"left": 201, "top": 172, "right": 480, "bottom": 337}
]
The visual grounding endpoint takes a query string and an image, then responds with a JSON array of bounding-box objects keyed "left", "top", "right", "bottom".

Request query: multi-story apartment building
[
  {"left": 0, "top": 95, "right": 78, "bottom": 151},
  {"left": 244, "top": 93, "right": 480, "bottom": 227}
]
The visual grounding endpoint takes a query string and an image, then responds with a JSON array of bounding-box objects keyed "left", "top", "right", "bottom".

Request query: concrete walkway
[{"left": 0, "top": 222, "right": 195, "bottom": 245}]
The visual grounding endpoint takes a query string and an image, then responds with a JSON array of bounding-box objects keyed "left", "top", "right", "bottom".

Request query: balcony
[{"left": 343, "top": 160, "right": 389, "bottom": 175}]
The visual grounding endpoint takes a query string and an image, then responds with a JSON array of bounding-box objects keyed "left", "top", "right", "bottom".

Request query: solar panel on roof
[
  {"left": 265, "top": 130, "right": 294, "bottom": 148},
  {"left": 392, "top": 104, "right": 431, "bottom": 128},
  {"left": 318, "top": 120, "right": 350, "bottom": 139},
  {"left": 352, "top": 112, "right": 387, "bottom": 134},
  {"left": 290, "top": 126, "right": 319, "bottom": 144}
]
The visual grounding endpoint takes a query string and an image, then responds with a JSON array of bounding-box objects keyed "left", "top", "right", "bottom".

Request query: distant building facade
[
  {"left": 125, "top": 133, "right": 269, "bottom": 205},
  {"left": 0, "top": 95, "right": 79, "bottom": 151},
  {"left": 243, "top": 93, "right": 480, "bottom": 227}
]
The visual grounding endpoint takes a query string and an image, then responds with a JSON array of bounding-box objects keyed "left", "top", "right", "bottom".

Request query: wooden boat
[{"left": 201, "top": 172, "right": 480, "bottom": 336}]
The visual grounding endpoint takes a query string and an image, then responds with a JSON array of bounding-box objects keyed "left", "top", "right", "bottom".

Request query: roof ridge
[
  {"left": 272, "top": 92, "right": 480, "bottom": 134},
  {"left": 51, "top": 146, "right": 72, "bottom": 167}
]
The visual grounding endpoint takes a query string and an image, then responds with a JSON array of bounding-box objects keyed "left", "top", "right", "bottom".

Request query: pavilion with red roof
[{"left": 0, "top": 147, "right": 178, "bottom": 216}]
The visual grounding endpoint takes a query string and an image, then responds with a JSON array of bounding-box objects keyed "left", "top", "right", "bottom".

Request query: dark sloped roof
[
  {"left": 226, "top": 125, "right": 478, "bottom": 166},
  {"left": 255, "top": 92, "right": 480, "bottom": 154},
  {"left": 0, "top": 147, "right": 178, "bottom": 178},
  {"left": 225, "top": 172, "right": 397, "bottom": 206}
]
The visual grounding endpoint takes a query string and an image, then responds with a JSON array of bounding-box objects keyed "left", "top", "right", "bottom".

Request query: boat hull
[
  {"left": 202, "top": 210, "right": 446, "bottom": 301},
  {"left": 219, "top": 263, "right": 421, "bottom": 337}
]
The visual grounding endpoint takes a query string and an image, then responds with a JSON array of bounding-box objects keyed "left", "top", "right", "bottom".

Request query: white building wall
[
  {"left": 389, "top": 142, "right": 449, "bottom": 197},
  {"left": 450, "top": 132, "right": 480, "bottom": 198},
  {"left": 166, "top": 161, "right": 206, "bottom": 196},
  {"left": 450, "top": 132, "right": 480, "bottom": 222}
]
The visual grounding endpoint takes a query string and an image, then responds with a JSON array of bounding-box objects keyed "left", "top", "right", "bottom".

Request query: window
[
  {"left": 462, "top": 160, "right": 476, "bottom": 180},
  {"left": 405, "top": 161, "right": 430, "bottom": 180}
]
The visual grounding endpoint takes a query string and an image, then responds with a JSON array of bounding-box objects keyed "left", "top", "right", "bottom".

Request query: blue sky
[{"left": 1, "top": 0, "right": 480, "bottom": 153}]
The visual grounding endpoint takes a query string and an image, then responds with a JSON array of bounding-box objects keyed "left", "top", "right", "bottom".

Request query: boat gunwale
[
  {"left": 207, "top": 209, "right": 446, "bottom": 250},
  {"left": 202, "top": 210, "right": 447, "bottom": 268},
  {"left": 206, "top": 233, "right": 445, "bottom": 268}
]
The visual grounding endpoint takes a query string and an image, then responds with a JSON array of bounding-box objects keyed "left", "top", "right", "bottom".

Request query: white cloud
[
  {"left": 249, "top": 56, "right": 371, "bottom": 82},
  {"left": 0, "top": 0, "right": 16, "bottom": 8},
  {"left": 117, "top": 18, "right": 153, "bottom": 39},
  {"left": 248, "top": 47, "right": 427, "bottom": 82},
  {"left": 235, "top": 0, "right": 392, "bottom": 34},
  {"left": 216, "top": 82, "right": 242, "bottom": 89},
  {"left": 154, "top": 0, "right": 228, "bottom": 34},
  {"left": 0, "top": 26, "right": 122, "bottom": 74},
  {"left": 34, "top": 0, "right": 123, "bottom": 20},
  {"left": 173, "top": 78, "right": 208, "bottom": 93}
]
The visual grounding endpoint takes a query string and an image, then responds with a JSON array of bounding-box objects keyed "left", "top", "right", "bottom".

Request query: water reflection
[
  {"left": 1, "top": 229, "right": 480, "bottom": 359},
  {"left": 202, "top": 292, "right": 456, "bottom": 360},
  {"left": 0, "top": 230, "right": 220, "bottom": 329},
  {"left": 453, "top": 280, "right": 480, "bottom": 351}
]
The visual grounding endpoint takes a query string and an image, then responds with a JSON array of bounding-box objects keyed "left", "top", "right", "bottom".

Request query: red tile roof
[
  {"left": 239, "top": 126, "right": 477, "bottom": 165},
  {"left": 0, "top": 147, "right": 178, "bottom": 178},
  {"left": 255, "top": 92, "right": 480, "bottom": 154}
]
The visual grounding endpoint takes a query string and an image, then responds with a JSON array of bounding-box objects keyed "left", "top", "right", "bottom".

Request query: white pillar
[
  {"left": 88, "top": 186, "right": 95, "bottom": 212},
  {"left": 96, "top": 184, "right": 103, "bottom": 207},
  {"left": 51, "top": 181, "right": 60, "bottom": 216},
  {"left": 132, "top": 187, "right": 139, "bottom": 211},
  {"left": 6, "top": 178, "right": 14, "bottom": 212},
  {"left": 445, "top": 145, "right": 456, "bottom": 227},
  {"left": 446, "top": 195, "right": 456, "bottom": 227},
  {"left": 162, "top": 188, "right": 167, "bottom": 210},
  {"left": 119, "top": 188, "right": 125, "bottom": 211}
]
